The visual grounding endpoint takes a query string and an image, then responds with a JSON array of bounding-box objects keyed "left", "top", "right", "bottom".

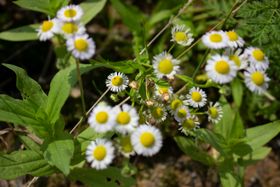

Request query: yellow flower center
[
  {"left": 111, "top": 76, "right": 123, "bottom": 86},
  {"left": 227, "top": 31, "right": 238, "bottom": 41},
  {"left": 251, "top": 72, "right": 264, "bottom": 86},
  {"left": 93, "top": 145, "right": 107, "bottom": 161},
  {"left": 64, "top": 9, "right": 77, "bottom": 18},
  {"left": 209, "top": 33, "right": 222, "bottom": 43},
  {"left": 215, "top": 60, "right": 230, "bottom": 74},
  {"left": 152, "top": 107, "right": 164, "bottom": 119},
  {"left": 74, "top": 39, "right": 88, "bottom": 52},
  {"left": 158, "top": 59, "right": 174, "bottom": 74},
  {"left": 120, "top": 136, "right": 133, "bottom": 153},
  {"left": 95, "top": 111, "right": 108, "bottom": 124},
  {"left": 41, "top": 21, "right": 53, "bottom": 32},
  {"left": 209, "top": 107, "right": 218, "bottom": 119},
  {"left": 140, "top": 132, "right": 155, "bottom": 147},
  {"left": 170, "top": 99, "right": 183, "bottom": 110},
  {"left": 158, "top": 87, "right": 169, "bottom": 94},
  {"left": 116, "top": 112, "right": 131, "bottom": 125},
  {"left": 177, "top": 108, "right": 187, "bottom": 118},
  {"left": 182, "top": 119, "right": 196, "bottom": 129},
  {"left": 175, "top": 32, "right": 188, "bottom": 42},
  {"left": 252, "top": 49, "right": 265, "bottom": 61},
  {"left": 62, "top": 22, "right": 78, "bottom": 34},
  {"left": 191, "top": 91, "right": 202, "bottom": 102},
  {"left": 230, "top": 55, "right": 241, "bottom": 67}
]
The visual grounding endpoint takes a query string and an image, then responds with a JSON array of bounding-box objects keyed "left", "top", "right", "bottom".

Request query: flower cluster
[
  {"left": 37, "top": 4, "right": 95, "bottom": 60},
  {"left": 202, "top": 30, "right": 270, "bottom": 94}
]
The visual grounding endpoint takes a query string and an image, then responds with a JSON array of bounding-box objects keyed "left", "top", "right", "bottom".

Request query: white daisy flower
[
  {"left": 244, "top": 67, "right": 270, "bottom": 94},
  {"left": 37, "top": 18, "right": 59, "bottom": 41},
  {"left": 202, "top": 30, "right": 228, "bottom": 49},
  {"left": 86, "top": 139, "right": 115, "bottom": 170},
  {"left": 59, "top": 21, "right": 86, "bottom": 37},
  {"left": 154, "top": 85, "right": 173, "bottom": 101},
  {"left": 149, "top": 104, "right": 167, "bottom": 123},
  {"left": 225, "top": 49, "right": 248, "bottom": 70},
  {"left": 179, "top": 115, "right": 200, "bottom": 135},
  {"left": 205, "top": 54, "right": 238, "bottom": 84},
  {"left": 106, "top": 72, "right": 129, "bottom": 92},
  {"left": 244, "top": 47, "right": 269, "bottom": 70},
  {"left": 186, "top": 87, "right": 207, "bottom": 108},
  {"left": 131, "top": 125, "right": 162, "bottom": 156},
  {"left": 88, "top": 103, "right": 115, "bottom": 133},
  {"left": 66, "top": 34, "right": 95, "bottom": 60},
  {"left": 207, "top": 102, "right": 223, "bottom": 124},
  {"left": 117, "top": 135, "right": 135, "bottom": 157},
  {"left": 168, "top": 97, "right": 184, "bottom": 114},
  {"left": 153, "top": 52, "right": 180, "bottom": 79},
  {"left": 174, "top": 106, "right": 190, "bottom": 122},
  {"left": 57, "top": 4, "right": 83, "bottom": 22},
  {"left": 171, "top": 25, "right": 194, "bottom": 46},
  {"left": 113, "top": 104, "right": 139, "bottom": 134},
  {"left": 226, "top": 30, "right": 245, "bottom": 48}
]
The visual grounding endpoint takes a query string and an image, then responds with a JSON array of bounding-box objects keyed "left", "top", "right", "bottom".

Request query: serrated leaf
[
  {"left": 246, "top": 120, "right": 280, "bottom": 149},
  {"left": 174, "top": 136, "right": 215, "bottom": 166},
  {"left": 3, "top": 63, "right": 47, "bottom": 107},
  {"left": 68, "top": 167, "right": 135, "bottom": 187},
  {"left": 80, "top": 0, "right": 107, "bottom": 24},
  {"left": 0, "top": 24, "right": 39, "bottom": 42},
  {"left": 43, "top": 132, "right": 74, "bottom": 175},
  {"left": 0, "top": 150, "right": 55, "bottom": 180}
]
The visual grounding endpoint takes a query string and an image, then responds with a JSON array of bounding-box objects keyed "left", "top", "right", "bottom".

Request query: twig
[
  {"left": 116, "top": 96, "right": 131, "bottom": 107},
  {"left": 26, "top": 177, "right": 38, "bottom": 187}
]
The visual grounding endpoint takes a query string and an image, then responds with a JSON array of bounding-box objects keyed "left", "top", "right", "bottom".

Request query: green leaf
[
  {"left": 80, "top": 0, "right": 107, "bottom": 24},
  {"left": 230, "top": 111, "right": 245, "bottom": 139},
  {"left": 14, "top": 0, "right": 55, "bottom": 16},
  {"left": 147, "top": 10, "right": 172, "bottom": 28},
  {"left": 174, "top": 136, "right": 215, "bottom": 166},
  {"left": 246, "top": 120, "right": 280, "bottom": 149},
  {"left": 3, "top": 64, "right": 47, "bottom": 107},
  {"left": 49, "top": 0, "right": 68, "bottom": 13},
  {"left": 240, "top": 146, "right": 271, "bottom": 167},
  {"left": 219, "top": 171, "right": 242, "bottom": 187},
  {"left": 0, "top": 24, "right": 38, "bottom": 42},
  {"left": 18, "top": 135, "right": 41, "bottom": 153},
  {"left": 196, "top": 129, "right": 229, "bottom": 155},
  {"left": 45, "top": 64, "right": 94, "bottom": 124},
  {"left": 90, "top": 60, "right": 139, "bottom": 74},
  {"left": 68, "top": 167, "right": 135, "bottom": 187},
  {"left": 230, "top": 141, "right": 252, "bottom": 157},
  {"left": 0, "top": 150, "right": 55, "bottom": 180},
  {"left": 110, "top": 0, "right": 144, "bottom": 32},
  {"left": 231, "top": 78, "right": 243, "bottom": 108},
  {"left": 0, "top": 95, "right": 49, "bottom": 137},
  {"left": 43, "top": 132, "right": 74, "bottom": 175}
]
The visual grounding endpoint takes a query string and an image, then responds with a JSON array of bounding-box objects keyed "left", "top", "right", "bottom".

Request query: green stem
[
  {"left": 75, "top": 59, "right": 86, "bottom": 117},
  {"left": 192, "top": 48, "right": 210, "bottom": 80},
  {"left": 168, "top": 43, "right": 176, "bottom": 53}
]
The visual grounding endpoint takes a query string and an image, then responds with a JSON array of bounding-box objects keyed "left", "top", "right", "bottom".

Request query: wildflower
[
  {"left": 66, "top": 34, "right": 96, "bottom": 60},
  {"left": 171, "top": 25, "right": 194, "bottom": 46},
  {"left": 153, "top": 52, "right": 180, "bottom": 79},
  {"left": 37, "top": 18, "right": 59, "bottom": 41},
  {"left": 106, "top": 72, "right": 129, "bottom": 92},
  {"left": 244, "top": 47, "right": 269, "bottom": 70},
  {"left": 154, "top": 85, "right": 173, "bottom": 101},
  {"left": 205, "top": 54, "right": 238, "bottom": 84},
  {"left": 202, "top": 30, "right": 228, "bottom": 49},
  {"left": 149, "top": 104, "right": 167, "bottom": 123},
  {"left": 244, "top": 67, "right": 270, "bottom": 94},
  {"left": 88, "top": 103, "right": 115, "bottom": 133},
  {"left": 117, "top": 135, "right": 135, "bottom": 157},
  {"left": 179, "top": 115, "right": 200, "bottom": 134},
  {"left": 207, "top": 102, "right": 223, "bottom": 124},
  {"left": 226, "top": 49, "right": 247, "bottom": 70},
  {"left": 168, "top": 97, "right": 184, "bottom": 114},
  {"left": 57, "top": 4, "right": 83, "bottom": 22},
  {"left": 226, "top": 30, "right": 245, "bottom": 48},
  {"left": 59, "top": 21, "right": 86, "bottom": 37},
  {"left": 113, "top": 104, "right": 139, "bottom": 134},
  {"left": 86, "top": 139, "right": 115, "bottom": 170},
  {"left": 131, "top": 125, "right": 162, "bottom": 156},
  {"left": 174, "top": 106, "right": 190, "bottom": 122},
  {"left": 186, "top": 87, "right": 207, "bottom": 108}
]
